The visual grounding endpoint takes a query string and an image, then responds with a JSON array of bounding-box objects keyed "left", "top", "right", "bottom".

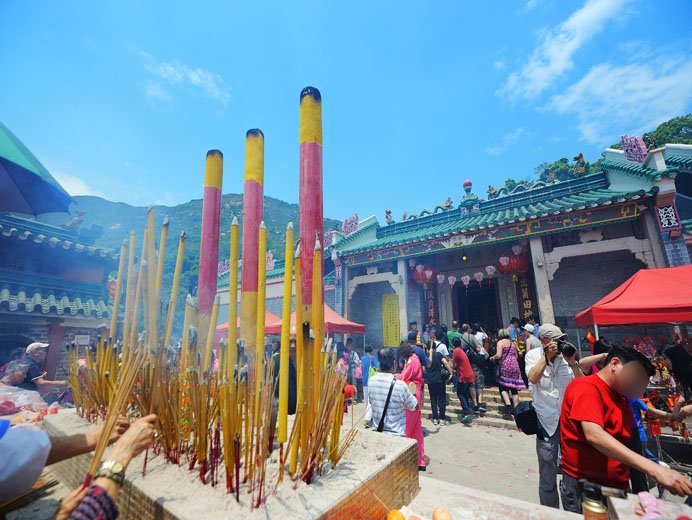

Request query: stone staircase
[{"left": 421, "top": 385, "right": 532, "bottom": 429}]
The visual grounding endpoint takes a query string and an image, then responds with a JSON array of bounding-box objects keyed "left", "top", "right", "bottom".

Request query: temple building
[
  {"left": 0, "top": 123, "right": 116, "bottom": 379},
  {"left": 325, "top": 143, "right": 692, "bottom": 348}
]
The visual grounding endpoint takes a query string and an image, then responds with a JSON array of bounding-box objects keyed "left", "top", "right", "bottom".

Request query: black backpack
[{"left": 514, "top": 401, "right": 539, "bottom": 435}]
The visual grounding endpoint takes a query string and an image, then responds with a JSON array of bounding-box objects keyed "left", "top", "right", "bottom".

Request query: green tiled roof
[
  {"left": 0, "top": 285, "right": 110, "bottom": 318},
  {"left": 682, "top": 218, "right": 692, "bottom": 235},
  {"left": 325, "top": 220, "right": 378, "bottom": 252},
  {"left": 337, "top": 173, "right": 657, "bottom": 256},
  {"left": 0, "top": 214, "right": 117, "bottom": 260},
  {"left": 217, "top": 259, "right": 291, "bottom": 286},
  {"left": 324, "top": 269, "right": 335, "bottom": 286},
  {"left": 602, "top": 159, "right": 678, "bottom": 181},
  {"left": 665, "top": 155, "right": 692, "bottom": 170}
]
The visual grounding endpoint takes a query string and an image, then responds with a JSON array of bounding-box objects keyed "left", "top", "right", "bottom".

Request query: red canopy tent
[
  {"left": 574, "top": 265, "right": 692, "bottom": 328},
  {"left": 214, "top": 310, "right": 281, "bottom": 342},
  {"left": 264, "top": 304, "right": 365, "bottom": 335}
]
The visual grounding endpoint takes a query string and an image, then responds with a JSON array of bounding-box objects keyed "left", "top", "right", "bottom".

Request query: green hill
[{"left": 40, "top": 194, "right": 340, "bottom": 336}]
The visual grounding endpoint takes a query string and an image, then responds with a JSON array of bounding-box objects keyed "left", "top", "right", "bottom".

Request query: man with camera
[{"left": 524, "top": 324, "right": 605, "bottom": 509}]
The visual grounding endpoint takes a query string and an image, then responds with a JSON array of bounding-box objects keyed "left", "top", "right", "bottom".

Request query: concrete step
[
  {"left": 422, "top": 413, "right": 520, "bottom": 430},
  {"left": 440, "top": 388, "right": 532, "bottom": 402},
  {"left": 423, "top": 399, "right": 512, "bottom": 413}
]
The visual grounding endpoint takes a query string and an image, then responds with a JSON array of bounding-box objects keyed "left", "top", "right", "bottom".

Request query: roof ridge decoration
[
  {"left": 339, "top": 185, "right": 658, "bottom": 265},
  {"left": 487, "top": 178, "right": 561, "bottom": 200},
  {"left": 602, "top": 159, "right": 678, "bottom": 181},
  {"left": 0, "top": 220, "right": 117, "bottom": 260}
]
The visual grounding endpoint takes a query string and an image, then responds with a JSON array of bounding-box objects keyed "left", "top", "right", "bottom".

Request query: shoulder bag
[{"left": 376, "top": 376, "right": 397, "bottom": 433}]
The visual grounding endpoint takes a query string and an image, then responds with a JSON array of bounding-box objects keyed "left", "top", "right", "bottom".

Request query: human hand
[
  {"left": 652, "top": 465, "right": 692, "bottom": 496},
  {"left": 107, "top": 414, "right": 158, "bottom": 467},
  {"left": 55, "top": 485, "right": 88, "bottom": 520},
  {"left": 86, "top": 416, "right": 130, "bottom": 449},
  {"left": 545, "top": 341, "right": 558, "bottom": 363}
]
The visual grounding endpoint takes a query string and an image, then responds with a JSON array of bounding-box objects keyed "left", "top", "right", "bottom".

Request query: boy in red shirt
[
  {"left": 451, "top": 337, "right": 475, "bottom": 424},
  {"left": 559, "top": 344, "right": 692, "bottom": 513}
]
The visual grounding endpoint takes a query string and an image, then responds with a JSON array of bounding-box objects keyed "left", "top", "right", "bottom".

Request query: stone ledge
[{"left": 45, "top": 410, "right": 418, "bottom": 519}]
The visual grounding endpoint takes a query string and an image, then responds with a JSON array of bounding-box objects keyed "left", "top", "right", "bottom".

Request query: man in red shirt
[
  {"left": 560, "top": 344, "right": 692, "bottom": 513},
  {"left": 451, "top": 337, "right": 475, "bottom": 424}
]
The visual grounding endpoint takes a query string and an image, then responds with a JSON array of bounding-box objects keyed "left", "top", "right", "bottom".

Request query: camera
[{"left": 556, "top": 339, "right": 577, "bottom": 357}]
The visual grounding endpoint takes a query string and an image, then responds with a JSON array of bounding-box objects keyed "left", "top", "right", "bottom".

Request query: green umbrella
[{"left": 0, "top": 121, "right": 73, "bottom": 214}]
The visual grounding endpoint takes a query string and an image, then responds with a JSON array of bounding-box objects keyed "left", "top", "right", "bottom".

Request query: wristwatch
[{"left": 95, "top": 460, "right": 125, "bottom": 486}]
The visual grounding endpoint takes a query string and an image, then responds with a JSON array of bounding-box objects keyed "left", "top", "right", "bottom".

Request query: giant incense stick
[
  {"left": 109, "top": 240, "right": 127, "bottom": 340},
  {"left": 240, "top": 130, "right": 264, "bottom": 351},
  {"left": 163, "top": 230, "right": 186, "bottom": 347},
  {"left": 278, "top": 222, "right": 294, "bottom": 444},
  {"left": 198, "top": 150, "right": 223, "bottom": 350}
]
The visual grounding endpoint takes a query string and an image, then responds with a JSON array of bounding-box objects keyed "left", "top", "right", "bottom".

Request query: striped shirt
[{"left": 368, "top": 372, "right": 417, "bottom": 436}]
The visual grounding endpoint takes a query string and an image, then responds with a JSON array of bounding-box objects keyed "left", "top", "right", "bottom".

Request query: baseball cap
[
  {"left": 538, "top": 324, "right": 566, "bottom": 341},
  {"left": 522, "top": 324, "right": 534, "bottom": 334},
  {"left": 26, "top": 342, "right": 49, "bottom": 354}
]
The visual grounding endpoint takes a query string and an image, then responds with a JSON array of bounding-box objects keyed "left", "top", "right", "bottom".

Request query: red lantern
[
  {"left": 497, "top": 253, "right": 529, "bottom": 278},
  {"left": 461, "top": 275, "right": 470, "bottom": 288},
  {"left": 436, "top": 274, "right": 445, "bottom": 284},
  {"left": 473, "top": 271, "right": 484, "bottom": 287}
]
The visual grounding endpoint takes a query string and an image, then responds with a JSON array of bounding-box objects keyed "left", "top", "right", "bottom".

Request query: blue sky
[{"left": 2, "top": 0, "right": 691, "bottom": 223}]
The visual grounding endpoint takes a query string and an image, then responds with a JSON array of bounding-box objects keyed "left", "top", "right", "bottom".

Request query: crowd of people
[
  {"left": 2, "top": 318, "right": 691, "bottom": 517},
  {"left": 360, "top": 317, "right": 692, "bottom": 511}
]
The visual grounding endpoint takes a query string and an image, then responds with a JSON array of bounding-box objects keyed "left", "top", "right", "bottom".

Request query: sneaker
[
  {"left": 472, "top": 405, "right": 480, "bottom": 414},
  {"left": 418, "top": 465, "right": 427, "bottom": 472},
  {"left": 461, "top": 415, "right": 476, "bottom": 424},
  {"left": 479, "top": 402, "right": 488, "bottom": 411},
  {"left": 364, "top": 420, "right": 371, "bottom": 429}
]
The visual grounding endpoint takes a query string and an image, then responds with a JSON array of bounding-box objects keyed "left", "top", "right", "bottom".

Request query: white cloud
[
  {"left": 143, "top": 80, "right": 172, "bottom": 103},
  {"left": 485, "top": 127, "right": 526, "bottom": 156},
  {"left": 140, "top": 51, "right": 231, "bottom": 106},
  {"left": 498, "top": 0, "right": 631, "bottom": 101},
  {"left": 525, "top": 0, "right": 542, "bottom": 10},
  {"left": 494, "top": 60, "right": 506, "bottom": 71},
  {"left": 51, "top": 170, "right": 107, "bottom": 198},
  {"left": 549, "top": 57, "right": 692, "bottom": 145}
]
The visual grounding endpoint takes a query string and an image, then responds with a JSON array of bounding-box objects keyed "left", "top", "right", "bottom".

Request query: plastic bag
[{"left": 0, "top": 385, "right": 46, "bottom": 413}]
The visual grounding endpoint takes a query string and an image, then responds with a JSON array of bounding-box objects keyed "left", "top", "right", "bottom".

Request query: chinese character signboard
[
  {"left": 341, "top": 214, "right": 359, "bottom": 236},
  {"left": 655, "top": 204, "right": 682, "bottom": 232},
  {"left": 621, "top": 135, "right": 648, "bottom": 164},
  {"left": 514, "top": 273, "right": 538, "bottom": 321},
  {"left": 382, "top": 294, "right": 400, "bottom": 347}
]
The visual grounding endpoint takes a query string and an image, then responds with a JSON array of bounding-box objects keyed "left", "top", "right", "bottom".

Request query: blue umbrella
[{"left": 0, "top": 121, "right": 73, "bottom": 214}]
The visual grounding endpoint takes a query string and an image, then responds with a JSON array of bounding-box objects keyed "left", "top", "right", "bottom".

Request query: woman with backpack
[
  {"left": 490, "top": 328, "right": 526, "bottom": 416},
  {"left": 425, "top": 341, "right": 454, "bottom": 425}
]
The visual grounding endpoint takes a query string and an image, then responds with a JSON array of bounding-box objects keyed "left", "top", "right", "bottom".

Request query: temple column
[
  {"left": 44, "top": 324, "right": 65, "bottom": 379},
  {"left": 528, "top": 237, "right": 555, "bottom": 324},
  {"left": 396, "top": 259, "right": 409, "bottom": 339}
]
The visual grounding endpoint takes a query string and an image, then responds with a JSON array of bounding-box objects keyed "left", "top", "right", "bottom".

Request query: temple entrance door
[{"left": 454, "top": 279, "right": 501, "bottom": 331}]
